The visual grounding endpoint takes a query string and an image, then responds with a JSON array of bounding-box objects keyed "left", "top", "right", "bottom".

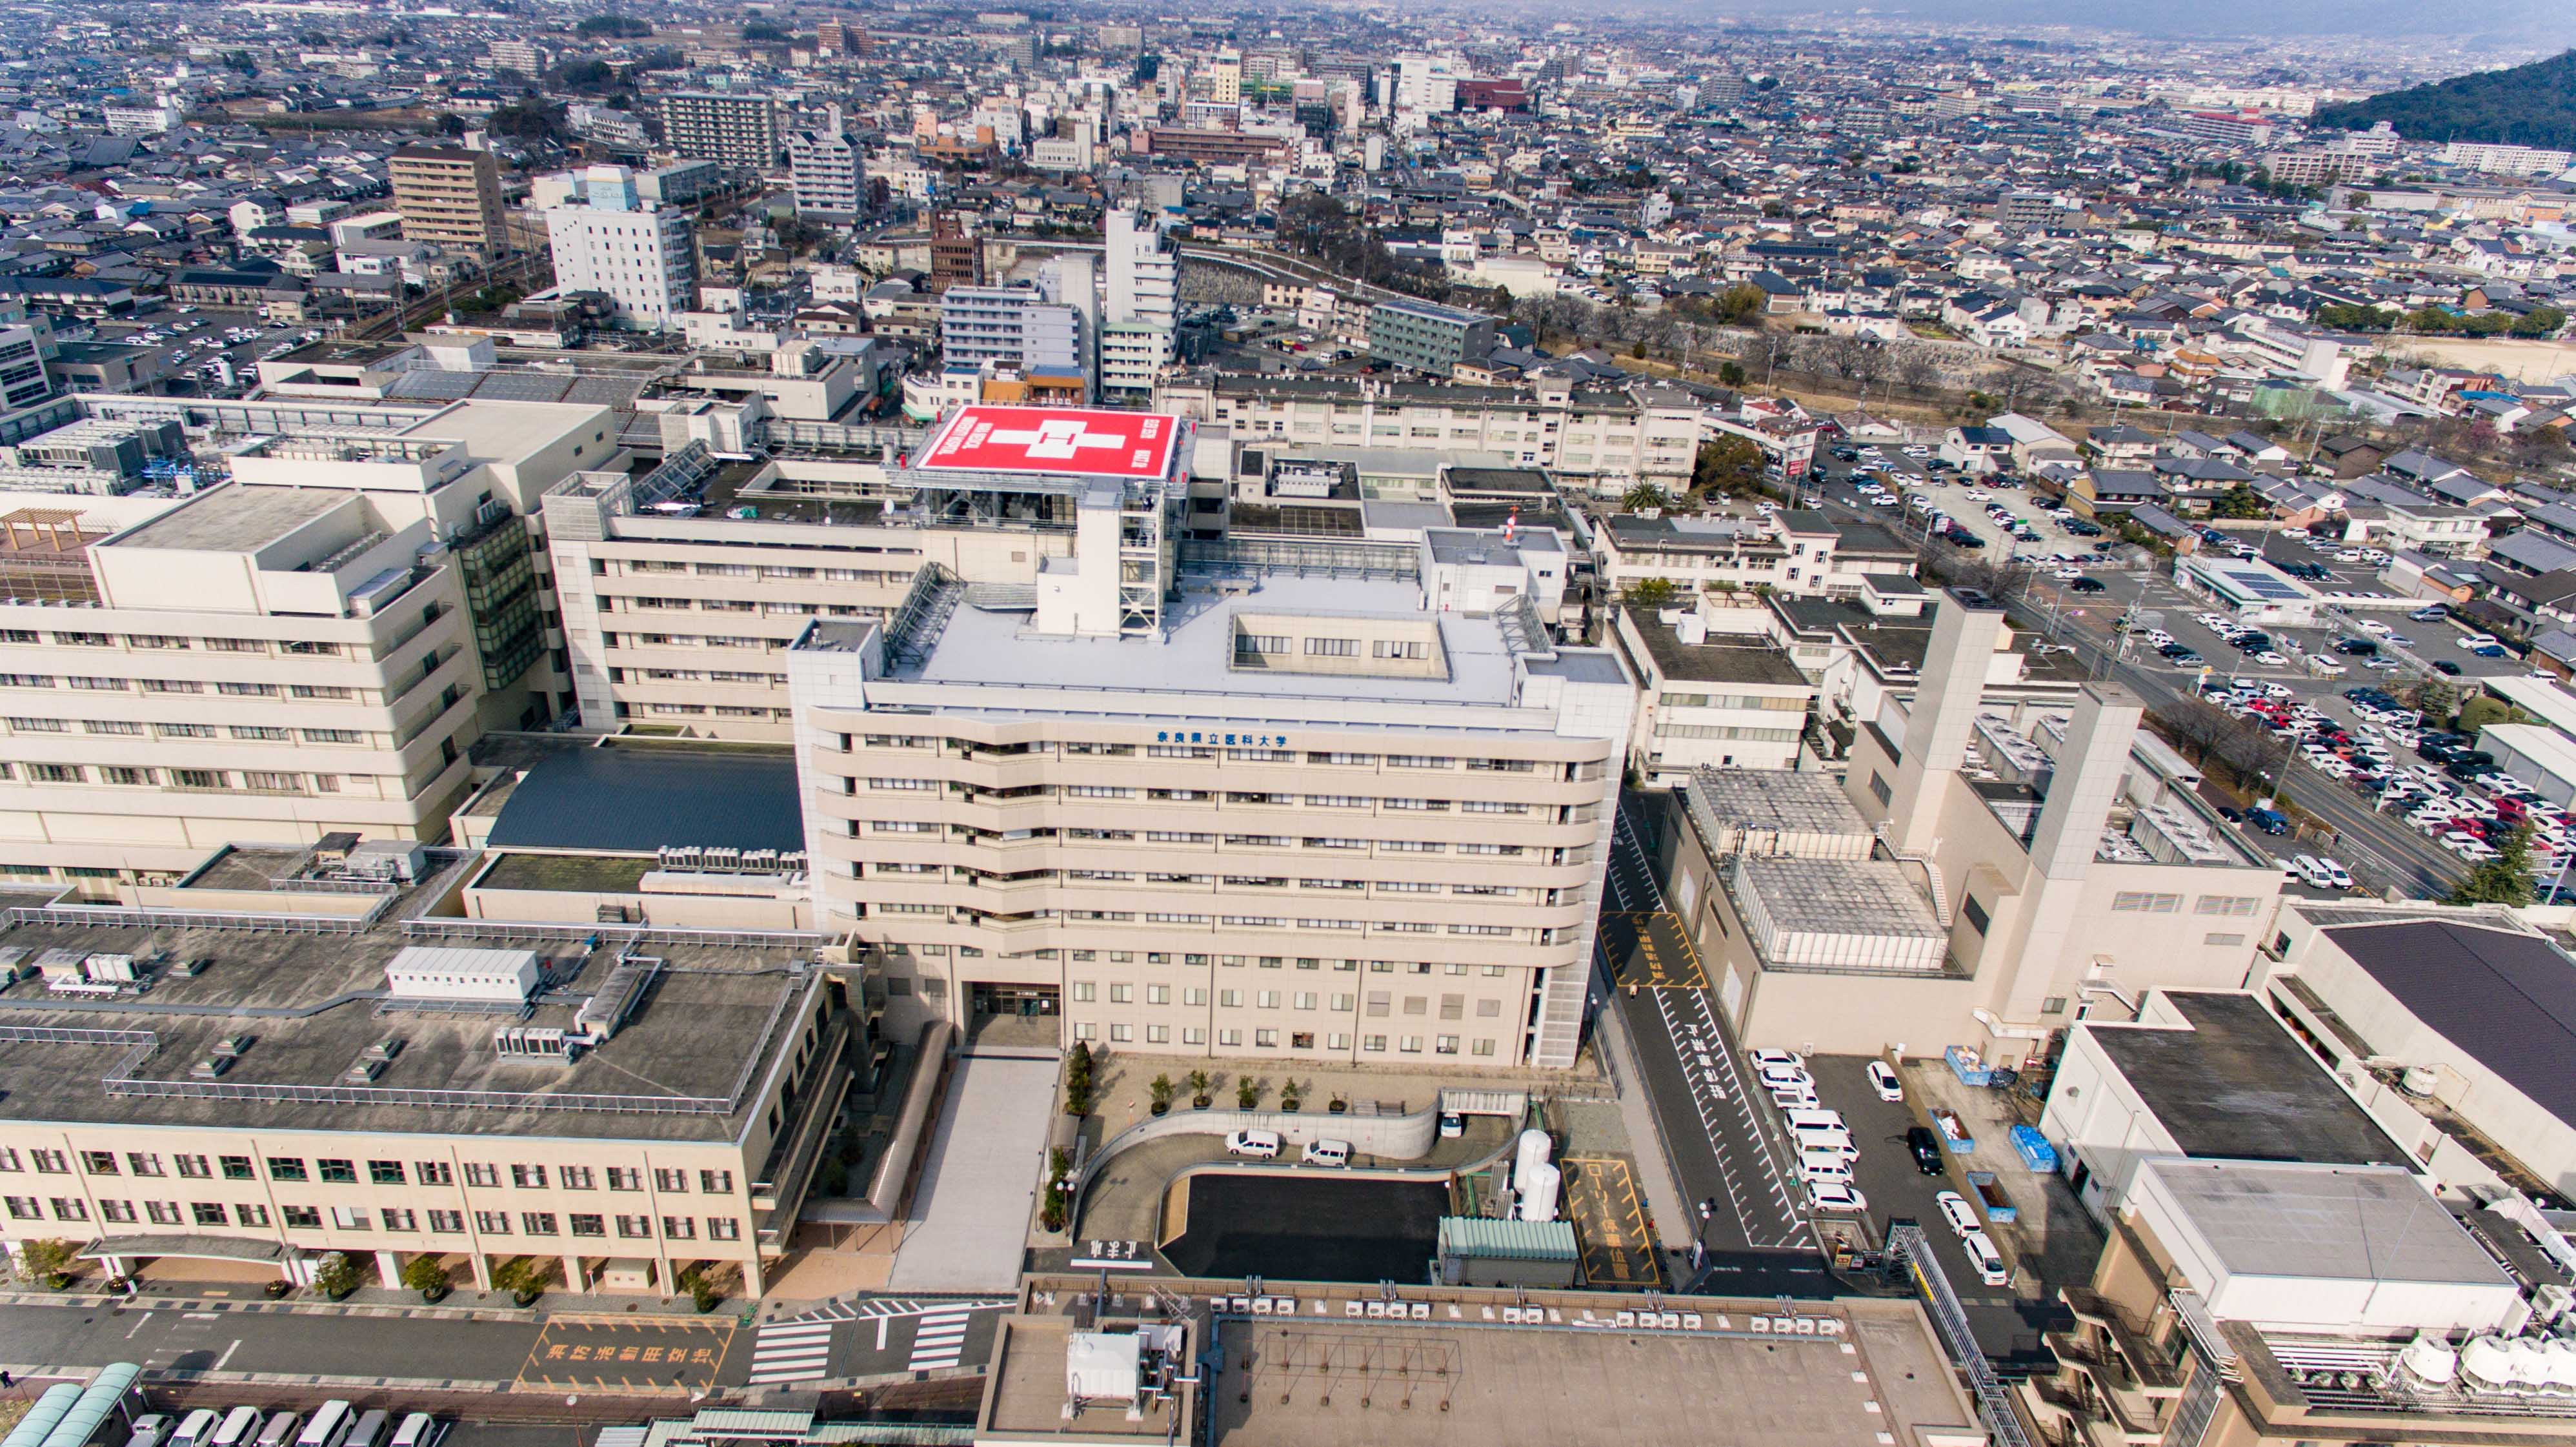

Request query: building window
[
  {"left": 428, "top": 1210, "right": 465, "bottom": 1234},
  {"left": 463, "top": 1162, "right": 499, "bottom": 1188},
  {"left": 266, "top": 1157, "right": 308, "bottom": 1182},
  {"left": 616, "top": 1215, "right": 652, "bottom": 1238},
  {"left": 473, "top": 1211, "right": 512, "bottom": 1235},
  {"left": 2109, "top": 891, "right": 2181, "bottom": 914},
  {"left": 369, "top": 1160, "right": 406, "bottom": 1186},
  {"left": 1868, "top": 772, "right": 1893, "bottom": 805},
  {"left": 1961, "top": 896, "right": 1989, "bottom": 934},
  {"left": 569, "top": 1213, "right": 606, "bottom": 1237}
]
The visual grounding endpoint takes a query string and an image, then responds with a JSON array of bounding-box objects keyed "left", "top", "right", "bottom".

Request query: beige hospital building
[{"left": 1644, "top": 588, "right": 2286, "bottom": 1064}]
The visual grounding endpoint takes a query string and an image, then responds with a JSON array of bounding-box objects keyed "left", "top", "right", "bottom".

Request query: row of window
[
  {"left": 861, "top": 822, "right": 1541, "bottom": 858},
  {"left": 617, "top": 561, "right": 912, "bottom": 583},
  {"left": 3, "top": 763, "right": 354, "bottom": 793},
  {"left": 0, "top": 632, "right": 348, "bottom": 656},
  {"left": 0, "top": 678, "right": 362, "bottom": 700},
  {"left": 899, "top": 867, "right": 1529, "bottom": 901},
  {"left": 3, "top": 1195, "right": 739, "bottom": 1240},
  {"left": 1657, "top": 693, "right": 1811, "bottom": 711},
  {"left": 1067, "top": 1024, "right": 1498, "bottom": 1055},
  {"left": 896, "top": 903, "right": 1535, "bottom": 938},
  {"left": 2, "top": 720, "right": 368, "bottom": 745},
  {"left": 2108, "top": 893, "right": 2267, "bottom": 917},
  {"left": 1, "top": 1148, "right": 732, "bottom": 1195},
  {"left": 878, "top": 779, "right": 1538, "bottom": 816},
  {"left": 1069, "top": 982, "right": 1502, "bottom": 1017},
  {"left": 860, "top": 738, "right": 1553, "bottom": 774}
]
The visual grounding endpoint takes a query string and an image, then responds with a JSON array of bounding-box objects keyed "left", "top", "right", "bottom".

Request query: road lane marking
[{"left": 214, "top": 1339, "right": 239, "bottom": 1371}]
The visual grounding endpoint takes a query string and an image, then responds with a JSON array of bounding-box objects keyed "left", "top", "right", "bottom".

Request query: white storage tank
[
  {"left": 1514, "top": 1128, "right": 1553, "bottom": 1183},
  {"left": 1514, "top": 1161, "right": 1561, "bottom": 1223}
]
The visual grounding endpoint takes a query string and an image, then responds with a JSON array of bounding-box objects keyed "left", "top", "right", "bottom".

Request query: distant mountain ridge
[{"left": 2311, "top": 49, "right": 2576, "bottom": 151}]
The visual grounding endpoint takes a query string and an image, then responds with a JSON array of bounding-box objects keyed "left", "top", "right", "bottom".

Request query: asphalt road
[
  {"left": 0, "top": 1299, "right": 539, "bottom": 1385},
  {"left": 1599, "top": 795, "right": 1833, "bottom": 1300},
  {"left": 0, "top": 1292, "right": 1012, "bottom": 1397}
]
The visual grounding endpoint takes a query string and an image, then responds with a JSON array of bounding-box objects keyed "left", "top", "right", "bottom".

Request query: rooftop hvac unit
[
  {"left": 212, "top": 1034, "right": 250, "bottom": 1057},
  {"left": 343, "top": 1058, "right": 383, "bottom": 1085},
  {"left": 361, "top": 1036, "right": 403, "bottom": 1062},
  {"left": 190, "top": 1055, "right": 232, "bottom": 1080},
  {"left": 345, "top": 839, "right": 428, "bottom": 883},
  {"left": 35, "top": 947, "right": 88, "bottom": 982},
  {"left": 492, "top": 1026, "right": 573, "bottom": 1060},
  {"left": 83, "top": 953, "right": 137, "bottom": 982}
]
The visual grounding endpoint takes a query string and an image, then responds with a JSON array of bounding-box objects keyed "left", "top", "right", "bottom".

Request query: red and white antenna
[{"left": 1504, "top": 506, "right": 1519, "bottom": 545}]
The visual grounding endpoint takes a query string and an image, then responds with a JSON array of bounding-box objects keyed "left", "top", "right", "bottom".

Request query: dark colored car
[
  {"left": 2333, "top": 637, "right": 2377, "bottom": 656},
  {"left": 2217, "top": 805, "right": 2244, "bottom": 823},
  {"left": 2069, "top": 577, "right": 2106, "bottom": 593},
  {"left": 2065, "top": 520, "right": 2105, "bottom": 536},
  {"left": 2432, "top": 660, "right": 2463, "bottom": 676},
  {"left": 2245, "top": 807, "right": 2290, "bottom": 835},
  {"left": 1906, "top": 1126, "right": 1944, "bottom": 1175}
]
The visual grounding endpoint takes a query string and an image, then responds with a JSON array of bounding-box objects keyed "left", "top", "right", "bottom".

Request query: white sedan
[
  {"left": 1805, "top": 1180, "right": 1868, "bottom": 1213},
  {"left": 1867, "top": 1060, "right": 1904, "bottom": 1102}
]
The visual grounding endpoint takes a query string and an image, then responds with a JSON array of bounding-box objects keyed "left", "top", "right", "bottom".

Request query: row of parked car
[
  {"left": 132, "top": 1403, "right": 444, "bottom": 1447},
  {"left": 1746, "top": 1050, "right": 2013, "bottom": 1286}
]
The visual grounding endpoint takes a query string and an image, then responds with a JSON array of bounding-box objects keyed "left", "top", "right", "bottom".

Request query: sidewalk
[{"left": 0, "top": 1279, "right": 741, "bottom": 1326}]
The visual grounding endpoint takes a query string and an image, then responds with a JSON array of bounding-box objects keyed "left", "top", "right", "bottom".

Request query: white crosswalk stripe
[
  {"left": 747, "top": 1321, "right": 837, "bottom": 1384},
  {"left": 907, "top": 1310, "right": 976, "bottom": 1370}
]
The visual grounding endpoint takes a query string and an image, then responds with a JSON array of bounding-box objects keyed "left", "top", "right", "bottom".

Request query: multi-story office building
[
  {"left": 0, "top": 836, "right": 849, "bottom": 1300},
  {"left": 1366, "top": 299, "right": 1498, "bottom": 378},
  {"left": 786, "top": 108, "right": 869, "bottom": 219},
  {"left": 545, "top": 167, "right": 697, "bottom": 329},
  {"left": 1157, "top": 373, "right": 1702, "bottom": 495},
  {"left": 658, "top": 93, "right": 783, "bottom": 170},
  {"left": 387, "top": 147, "right": 507, "bottom": 260},
  {"left": 1651, "top": 590, "right": 2282, "bottom": 1060},
  {"left": 785, "top": 405, "right": 1633, "bottom": 1069}
]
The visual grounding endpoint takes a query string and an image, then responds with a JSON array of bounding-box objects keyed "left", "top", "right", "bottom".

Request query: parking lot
[
  {"left": 86, "top": 305, "right": 328, "bottom": 397},
  {"left": 1796, "top": 1055, "right": 2084, "bottom": 1371}
]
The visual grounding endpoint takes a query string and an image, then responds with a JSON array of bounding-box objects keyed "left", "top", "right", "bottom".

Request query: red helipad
[{"left": 916, "top": 405, "right": 1182, "bottom": 480}]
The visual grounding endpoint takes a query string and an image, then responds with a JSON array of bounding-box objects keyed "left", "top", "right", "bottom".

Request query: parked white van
[{"left": 1302, "top": 1138, "right": 1351, "bottom": 1168}]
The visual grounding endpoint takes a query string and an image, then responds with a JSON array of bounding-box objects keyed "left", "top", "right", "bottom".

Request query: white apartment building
[
  {"left": 1596, "top": 509, "right": 1917, "bottom": 600},
  {"left": 1102, "top": 207, "right": 1178, "bottom": 396},
  {"left": 939, "top": 284, "right": 1083, "bottom": 374},
  {"left": 787, "top": 108, "right": 869, "bottom": 219},
  {"left": 785, "top": 405, "right": 1634, "bottom": 1070},
  {"left": 2439, "top": 141, "right": 2575, "bottom": 178},
  {"left": 544, "top": 168, "right": 697, "bottom": 329},
  {"left": 1157, "top": 374, "right": 1702, "bottom": 494}
]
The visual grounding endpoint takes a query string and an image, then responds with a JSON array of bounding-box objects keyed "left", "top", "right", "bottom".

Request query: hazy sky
[{"left": 1656, "top": 0, "right": 2576, "bottom": 46}]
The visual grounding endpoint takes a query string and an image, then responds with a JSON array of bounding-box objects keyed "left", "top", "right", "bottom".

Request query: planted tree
[
  {"left": 1622, "top": 576, "right": 1679, "bottom": 611},
  {"left": 1063, "top": 1040, "right": 1095, "bottom": 1116},
  {"left": 1040, "top": 1148, "right": 1072, "bottom": 1232},
  {"left": 1149, "top": 1073, "right": 1176, "bottom": 1116},
  {"left": 1236, "top": 1075, "right": 1262, "bottom": 1110},
  {"left": 2450, "top": 823, "right": 2537, "bottom": 907},
  {"left": 1186, "top": 1069, "right": 1213, "bottom": 1109},
  {"left": 19, "top": 1237, "right": 76, "bottom": 1289},
  {"left": 310, "top": 1250, "right": 365, "bottom": 1301},
  {"left": 399, "top": 1254, "right": 452, "bottom": 1303}
]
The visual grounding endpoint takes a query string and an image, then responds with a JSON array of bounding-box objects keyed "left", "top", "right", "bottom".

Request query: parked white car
[
  {"left": 1867, "top": 1060, "right": 1904, "bottom": 1102},
  {"left": 1935, "top": 1190, "right": 1978, "bottom": 1237}
]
